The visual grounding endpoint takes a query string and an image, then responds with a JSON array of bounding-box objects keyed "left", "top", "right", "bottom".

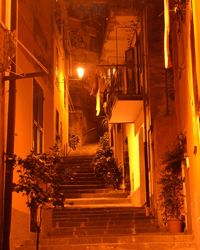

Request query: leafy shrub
[
  {"left": 92, "top": 132, "right": 122, "bottom": 189},
  {"left": 159, "top": 134, "right": 186, "bottom": 224},
  {"left": 69, "top": 134, "right": 80, "bottom": 151},
  {"left": 10, "top": 147, "right": 66, "bottom": 250},
  {"left": 14, "top": 150, "right": 65, "bottom": 208}
]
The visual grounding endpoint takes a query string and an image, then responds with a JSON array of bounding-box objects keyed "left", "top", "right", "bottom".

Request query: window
[{"left": 33, "top": 80, "right": 44, "bottom": 153}]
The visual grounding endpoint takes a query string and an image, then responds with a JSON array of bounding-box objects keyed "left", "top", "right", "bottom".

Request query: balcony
[
  {"left": 104, "top": 65, "right": 143, "bottom": 124},
  {"left": 100, "top": 3, "right": 144, "bottom": 124}
]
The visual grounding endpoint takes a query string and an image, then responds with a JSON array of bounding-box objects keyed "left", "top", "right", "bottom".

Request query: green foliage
[
  {"left": 69, "top": 134, "right": 80, "bottom": 151},
  {"left": 100, "top": 116, "right": 109, "bottom": 133},
  {"left": 10, "top": 147, "right": 67, "bottom": 250},
  {"left": 99, "top": 132, "right": 109, "bottom": 149},
  {"left": 159, "top": 134, "right": 186, "bottom": 224},
  {"left": 13, "top": 148, "right": 65, "bottom": 209},
  {"left": 92, "top": 132, "right": 122, "bottom": 189}
]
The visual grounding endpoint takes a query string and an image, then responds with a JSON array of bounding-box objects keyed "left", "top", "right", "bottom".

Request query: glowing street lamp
[{"left": 76, "top": 67, "right": 85, "bottom": 79}]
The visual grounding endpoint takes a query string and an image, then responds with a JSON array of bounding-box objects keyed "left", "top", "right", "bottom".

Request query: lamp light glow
[
  {"left": 77, "top": 67, "right": 85, "bottom": 79},
  {"left": 96, "top": 89, "right": 100, "bottom": 116}
]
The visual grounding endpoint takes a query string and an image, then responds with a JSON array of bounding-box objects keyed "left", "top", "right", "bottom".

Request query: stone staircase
[
  {"left": 15, "top": 153, "right": 197, "bottom": 250},
  {"left": 16, "top": 234, "right": 197, "bottom": 250},
  {"left": 50, "top": 206, "right": 158, "bottom": 237},
  {"left": 57, "top": 155, "right": 108, "bottom": 199}
]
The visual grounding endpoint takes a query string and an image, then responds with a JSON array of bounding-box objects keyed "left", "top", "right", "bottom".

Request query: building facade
[
  {"left": 0, "top": 0, "right": 70, "bottom": 249},
  {"left": 1, "top": 0, "right": 200, "bottom": 249},
  {"left": 100, "top": 0, "right": 200, "bottom": 247},
  {"left": 170, "top": 0, "right": 200, "bottom": 246}
]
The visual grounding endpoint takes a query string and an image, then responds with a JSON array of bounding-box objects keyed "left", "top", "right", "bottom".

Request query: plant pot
[{"left": 168, "top": 219, "right": 183, "bottom": 233}]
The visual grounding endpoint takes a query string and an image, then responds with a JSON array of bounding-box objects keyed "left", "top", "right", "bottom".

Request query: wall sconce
[{"left": 76, "top": 67, "right": 85, "bottom": 79}]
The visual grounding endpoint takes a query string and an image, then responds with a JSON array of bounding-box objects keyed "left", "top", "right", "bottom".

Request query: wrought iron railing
[{"left": 103, "top": 65, "right": 143, "bottom": 118}]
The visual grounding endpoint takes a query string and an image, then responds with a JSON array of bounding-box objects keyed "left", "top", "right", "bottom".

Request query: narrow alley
[{"left": 0, "top": 0, "right": 200, "bottom": 250}]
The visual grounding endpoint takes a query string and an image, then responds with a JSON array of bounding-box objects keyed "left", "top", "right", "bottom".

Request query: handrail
[{"left": 83, "top": 127, "right": 97, "bottom": 136}]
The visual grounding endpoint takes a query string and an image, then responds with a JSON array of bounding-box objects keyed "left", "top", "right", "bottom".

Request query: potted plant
[{"left": 159, "top": 133, "right": 186, "bottom": 233}]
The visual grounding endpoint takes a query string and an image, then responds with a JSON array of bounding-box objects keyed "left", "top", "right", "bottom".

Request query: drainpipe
[
  {"left": 0, "top": 73, "right": 5, "bottom": 249},
  {"left": 165, "top": 68, "right": 170, "bottom": 115},
  {"left": 142, "top": 7, "right": 150, "bottom": 211},
  {"left": 116, "top": 27, "right": 118, "bottom": 66},
  {"left": 2, "top": 0, "right": 17, "bottom": 249}
]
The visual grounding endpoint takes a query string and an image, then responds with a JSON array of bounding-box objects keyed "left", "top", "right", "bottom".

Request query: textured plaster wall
[
  {"left": 146, "top": 0, "right": 177, "bottom": 222},
  {"left": 0, "top": 76, "right": 5, "bottom": 247},
  {"left": 11, "top": 1, "right": 55, "bottom": 248},
  {"left": 147, "top": 1, "right": 175, "bottom": 120},
  {"left": 171, "top": 1, "right": 200, "bottom": 246}
]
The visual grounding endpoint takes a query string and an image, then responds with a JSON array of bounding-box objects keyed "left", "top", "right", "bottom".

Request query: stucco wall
[{"left": 171, "top": 1, "right": 200, "bottom": 246}]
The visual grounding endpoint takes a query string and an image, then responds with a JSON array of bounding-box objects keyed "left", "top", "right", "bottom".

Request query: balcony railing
[{"left": 104, "top": 64, "right": 143, "bottom": 118}]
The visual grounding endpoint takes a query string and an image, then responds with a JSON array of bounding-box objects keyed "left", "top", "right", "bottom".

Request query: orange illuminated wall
[
  {"left": 170, "top": 0, "right": 200, "bottom": 244},
  {"left": 126, "top": 123, "right": 144, "bottom": 206},
  {"left": 0, "top": 0, "right": 11, "bottom": 28}
]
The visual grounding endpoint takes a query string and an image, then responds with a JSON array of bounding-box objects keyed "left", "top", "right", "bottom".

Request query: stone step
[
  {"left": 50, "top": 223, "right": 158, "bottom": 235},
  {"left": 50, "top": 206, "right": 157, "bottom": 236},
  {"left": 61, "top": 174, "right": 103, "bottom": 184},
  {"left": 64, "top": 197, "right": 132, "bottom": 206},
  {"left": 52, "top": 206, "right": 147, "bottom": 217},
  {"left": 62, "top": 189, "right": 129, "bottom": 199},
  {"left": 80, "top": 190, "right": 129, "bottom": 198},
  {"left": 58, "top": 167, "right": 96, "bottom": 175},
  {"left": 59, "top": 183, "right": 106, "bottom": 189},
  {"left": 62, "top": 156, "right": 94, "bottom": 164},
  {"left": 64, "top": 155, "right": 94, "bottom": 159},
  {"left": 59, "top": 163, "right": 94, "bottom": 168},
  {"left": 59, "top": 185, "right": 107, "bottom": 197},
  {"left": 65, "top": 173, "right": 100, "bottom": 179},
  {"left": 53, "top": 218, "right": 155, "bottom": 228},
  {"left": 60, "top": 177, "right": 105, "bottom": 184},
  {"left": 49, "top": 223, "right": 158, "bottom": 237},
  {"left": 57, "top": 165, "right": 99, "bottom": 183},
  {"left": 52, "top": 216, "right": 150, "bottom": 224},
  {"left": 15, "top": 234, "right": 197, "bottom": 250},
  {"left": 61, "top": 189, "right": 114, "bottom": 199},
  {"left": 52, "top": 215, "right": 155, "bottom": 223},
  {"left": 49, "top": 227, "right": 135, "bottom": 237},
  {"left": 69, "top": 175, "right": 99, "bottom": 180},
  {"left": 59, "top": 174, "right": 98, "bottom": 183}
]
